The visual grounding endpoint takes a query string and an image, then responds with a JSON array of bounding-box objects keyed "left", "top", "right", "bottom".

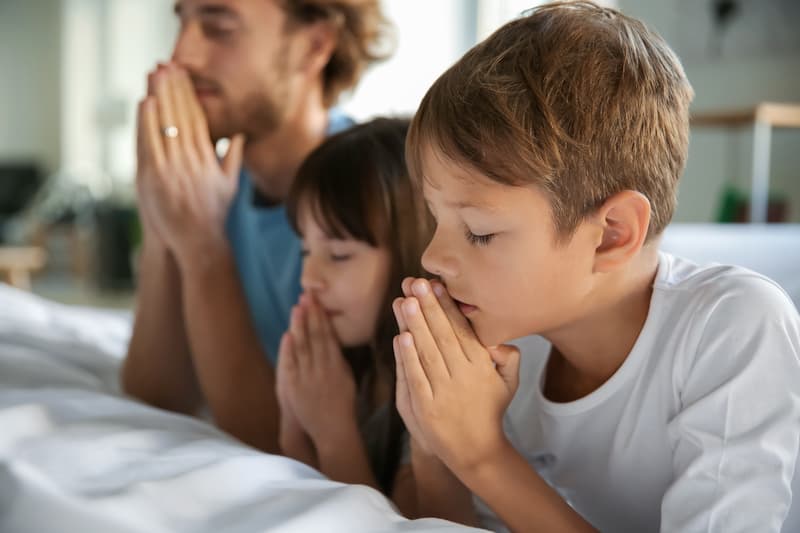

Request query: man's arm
[
  {"left": 130, "top": 63, "right": 280, "bottom": 453},
  {"left": 179, "top": 243, "right": 280, "bottom": 453},
  {"left": 121, "top": 230, "right": 202, "bottom": 414}
]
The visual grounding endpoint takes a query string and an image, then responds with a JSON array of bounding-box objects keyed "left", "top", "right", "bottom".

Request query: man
[{"left": 121, "top": 0, "right": 391, "bottom": 453}]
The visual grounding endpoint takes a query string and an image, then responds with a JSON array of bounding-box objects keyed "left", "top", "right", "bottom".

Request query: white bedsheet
[{"left": 0, "top": 284, "right": 483, "bottom": 533}]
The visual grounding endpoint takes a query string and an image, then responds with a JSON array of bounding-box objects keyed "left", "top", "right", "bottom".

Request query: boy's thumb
[{"left": 488, "top": 344, "right": 521, "bottom": 393}]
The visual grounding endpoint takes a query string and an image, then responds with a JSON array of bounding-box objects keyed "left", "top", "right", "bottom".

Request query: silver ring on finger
[{"left": 161, "top": 125, "right": 179, "bottom": 138}]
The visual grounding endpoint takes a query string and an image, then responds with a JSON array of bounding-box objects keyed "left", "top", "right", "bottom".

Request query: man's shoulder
[{"left": 327, "top": 109, "right": 356, "bottom": 136}]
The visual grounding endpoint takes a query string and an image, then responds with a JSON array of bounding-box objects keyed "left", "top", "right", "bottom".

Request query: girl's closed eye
[
  {"left": 300, "top": 246, "right": 354, "bottom": 262},
  {"left": 330, "top": 252, "right": 354, "bottom": 262}
]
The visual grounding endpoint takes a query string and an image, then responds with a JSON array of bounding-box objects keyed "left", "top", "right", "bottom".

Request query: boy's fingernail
[
  {"left": 400, "top": 333, "right": 413, "bottom": 347},
  {"left": 403, "top": 298, "right": 419, "bottom": 316},
  {"left": 432, "top": 282, "right": 444, "bottom": 297},
  {"left": 412, "top": 280, "right": 429, "bottom": 296}
]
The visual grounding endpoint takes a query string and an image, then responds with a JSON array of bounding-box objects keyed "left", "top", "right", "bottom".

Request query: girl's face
[{"left": 298, "top": 209, "right": 392, "bottom": 347}]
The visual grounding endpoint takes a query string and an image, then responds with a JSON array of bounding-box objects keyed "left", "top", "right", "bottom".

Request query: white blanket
[{"left": 0, "top": 284, "right": 483, "bottom": 533}]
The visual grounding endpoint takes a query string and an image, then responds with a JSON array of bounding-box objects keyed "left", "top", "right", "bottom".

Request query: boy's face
[
  {"left": 420, "top": 148, "right": 602, "bottom": 346},
  {"left": 298, "top": 210, "right": 392, "bottom": 347}
]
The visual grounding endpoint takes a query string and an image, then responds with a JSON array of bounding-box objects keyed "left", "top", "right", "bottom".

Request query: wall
[
  {"left": 618, "top": 0, "right": 800, "bottom": 222},
  {"left": 0, "top": 0, "right": 62, "bottom": 174}
]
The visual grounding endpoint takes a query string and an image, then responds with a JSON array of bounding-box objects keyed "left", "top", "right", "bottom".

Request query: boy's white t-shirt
[{"left": 477, "top": 252, "right": 800, "bottom": 533}]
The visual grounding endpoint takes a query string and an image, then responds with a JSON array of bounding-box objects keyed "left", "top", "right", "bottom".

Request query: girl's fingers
[
  {"left": 290, "top": 305, "right": 312, "bottom": 373},
  {"left": 306, "top": 299, "right": 329, "bottom": 366}
]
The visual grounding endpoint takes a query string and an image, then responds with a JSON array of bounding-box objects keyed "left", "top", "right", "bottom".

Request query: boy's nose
[{"left": 421, "top": 230, "right": 458, "bottom": 280}]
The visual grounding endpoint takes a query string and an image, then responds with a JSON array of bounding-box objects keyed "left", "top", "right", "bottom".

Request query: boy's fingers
[
  {"left": 430, "top": 280, "right": 488, "bottom": 364},
  {"left": 409, "top": 279, "right": 468, "bottom": 370},
  {"left": 393, "top": 297, "right": 408, "bottom": 333},
  {"left": 488, "top": 344, "right": 521, "bottom": 394},
  {"left": 401, "top": 297, "right": 452, "bottom": 383},
  {"left": 401, "top": 277, "right": 414, "bottom": 297},
  {"left": 397, "top": 332, "right": 434, "bottom": 401}
]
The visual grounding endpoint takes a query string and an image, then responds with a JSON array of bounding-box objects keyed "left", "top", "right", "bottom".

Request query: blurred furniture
[
  {"left": 0, "top": 246, "right": 46, "bottom": 290},
  {"left": 662, "top": 223, "right": 800, "bottom": 307},
  {"left": 691, "top": 102, "right": 800, "bottom": 223},
  {"left": 0, "top": 162, "right": 45, "bottom": 242}
]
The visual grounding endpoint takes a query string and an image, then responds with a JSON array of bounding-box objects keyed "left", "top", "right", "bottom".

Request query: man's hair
[
  {"left": 282, "top": 0, "right": 393, "bottom": 107},
  {"left": 407, "top": 1, "right": 694, "bottom": 240}
]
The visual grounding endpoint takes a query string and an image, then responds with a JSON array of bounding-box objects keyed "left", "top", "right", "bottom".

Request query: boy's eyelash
[{"left": 464, "top": 229, "right": 495, "bottom": 246}]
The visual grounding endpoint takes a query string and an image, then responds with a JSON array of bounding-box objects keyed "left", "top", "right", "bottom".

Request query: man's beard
[{"left": 206, "top": 83, "right": 288, "bottom": 142}]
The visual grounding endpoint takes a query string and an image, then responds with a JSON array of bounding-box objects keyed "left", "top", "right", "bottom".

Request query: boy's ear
[{"left": 592, "top": 190, "right": 651, "bottom": 273}]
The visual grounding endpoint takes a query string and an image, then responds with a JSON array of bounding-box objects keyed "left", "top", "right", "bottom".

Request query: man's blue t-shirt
[{"left": 225, "top": 113, "right": 353, "bottom": 364}]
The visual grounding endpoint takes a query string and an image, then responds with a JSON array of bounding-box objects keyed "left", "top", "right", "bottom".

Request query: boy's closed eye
[{"left": 464, "top": 228, "right": 496, "bottom": 246}]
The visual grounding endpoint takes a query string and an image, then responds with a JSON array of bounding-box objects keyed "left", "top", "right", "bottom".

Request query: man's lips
[{"left": 194, "top": 87, "right": 220, "bottom": 99}]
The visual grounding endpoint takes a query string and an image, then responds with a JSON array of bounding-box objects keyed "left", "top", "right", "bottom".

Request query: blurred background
[{"left": 0, "top": 0, "right": 798, "bottom": 307}]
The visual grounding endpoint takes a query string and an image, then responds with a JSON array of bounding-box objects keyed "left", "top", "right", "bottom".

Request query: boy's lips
[
  {"left": 451, "top": 296, "right": 478, "bottom": 315},
  {"left": 438, "top": 282, "right": 478, "bottom": 316}
]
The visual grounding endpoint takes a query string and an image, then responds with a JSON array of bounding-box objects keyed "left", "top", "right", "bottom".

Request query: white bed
[
  {"left": 2, "top": 223, "right": 798, "bottom": 532},
  {"left": 0, "top": 284, "right": 484, "bottom": 533}
]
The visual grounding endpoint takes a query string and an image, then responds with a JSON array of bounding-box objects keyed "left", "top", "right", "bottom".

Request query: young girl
[{"left": 276, "top": 118, "right": 431, "bottom": 516}]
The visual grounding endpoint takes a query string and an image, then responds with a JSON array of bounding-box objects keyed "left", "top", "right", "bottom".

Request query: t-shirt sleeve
[{"left": 661, "top": 277, "right": 800, "bottom": 532}]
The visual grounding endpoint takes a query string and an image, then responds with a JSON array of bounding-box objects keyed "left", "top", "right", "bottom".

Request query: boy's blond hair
[{"left": 407, "top": 1, "right": 694, "bottom": 240}]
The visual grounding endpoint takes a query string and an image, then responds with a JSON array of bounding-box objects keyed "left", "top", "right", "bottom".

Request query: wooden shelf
[
  {"left": 691, "top": 102, "right": 800, "bottom": 128},
  {"left": 688, "top": 102, "right": 800, "bottom": 223},
  {"left": 0, "top": 246, "right": 47, "bottom": 290}
]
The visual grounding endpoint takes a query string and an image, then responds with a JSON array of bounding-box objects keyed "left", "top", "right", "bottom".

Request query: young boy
[{"left": 391, "top": 2, "right": 800, "bottom": 532}]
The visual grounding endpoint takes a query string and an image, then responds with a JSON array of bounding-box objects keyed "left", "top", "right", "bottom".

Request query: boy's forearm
[
  {"left": 121, "top": 240, "right": 201, "bottom": 414},
  {"left": 179, "top": 244, "right": 280, "bottom": 453},
  {"left": 411, "top": 449, "right": 479, "bottom": 526},
  {"left": 458, "top": 440, "right": 597, "bottom": 533}
]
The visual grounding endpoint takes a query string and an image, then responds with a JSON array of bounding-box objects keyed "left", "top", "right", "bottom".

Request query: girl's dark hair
[{"left": 286, "top": 117, "right": 432, "bottom": 493}]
